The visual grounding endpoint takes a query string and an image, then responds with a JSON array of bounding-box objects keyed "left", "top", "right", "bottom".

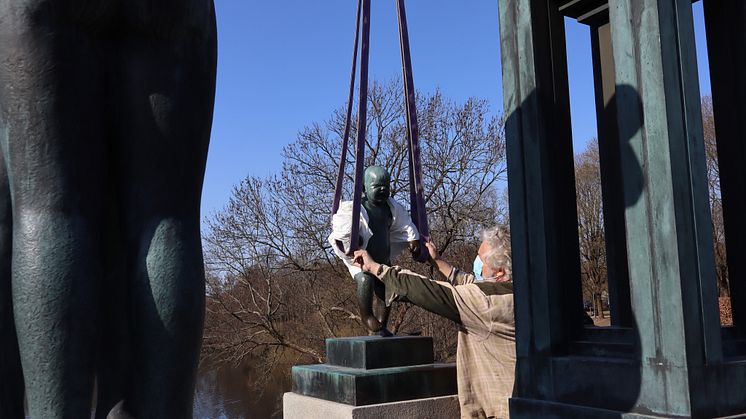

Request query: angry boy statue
[{"left": 329, "top": 166, "right": 420, "bottom": 336}]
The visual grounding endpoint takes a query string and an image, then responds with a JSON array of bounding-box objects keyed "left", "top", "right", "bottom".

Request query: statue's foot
[
  {"left": 363, "top": 315, "right": 383, "bottom": 334},
  {"left": 378, "top": 328, "right": 394, "bottom": 337},
  {"left": 363, "top": 314, "right": 393, "bottom": 337},
  {"left": 107, "top": 401, "right": 136, "bottom": 419}
]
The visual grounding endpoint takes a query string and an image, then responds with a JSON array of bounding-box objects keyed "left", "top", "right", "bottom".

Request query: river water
[
  {"left": 193, "top": 362, "right": 290, "bottom": 419},
  {"left": 20, "top": 363, "right": 284, "bottom": 419}
]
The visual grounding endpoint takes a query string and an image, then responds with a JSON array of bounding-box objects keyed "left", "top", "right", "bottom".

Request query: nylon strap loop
[
  {"left": 348, "top": 0, "right": 371, "bottom": 256},
  {"left": 331, "top": 0, "right": 363, "bottom": 219},
  {"left": 396, "top": 0, "right": 430, "bottom": 262},
  {"left": 332, "top": 0, "right": 430, "bottom": 259}
]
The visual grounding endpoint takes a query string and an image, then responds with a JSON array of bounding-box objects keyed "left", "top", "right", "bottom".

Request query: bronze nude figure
[{"left": 0, "top": 1, "right": 217, "bottom": 417}]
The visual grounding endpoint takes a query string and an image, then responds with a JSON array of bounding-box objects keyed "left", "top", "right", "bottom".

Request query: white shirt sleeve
[
  {"left": 328, "top": 201, "right": 364, "bottom": 278},
  {"left": 389, "top": 198, "right": 420, "bottom": 242}
]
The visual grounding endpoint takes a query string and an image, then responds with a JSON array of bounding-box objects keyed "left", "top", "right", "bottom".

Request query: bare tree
[
  {"left": 570, "top": 97, "right": 726, "bottom": 323},
  {"left": 701, "top": 95, "right": 729, "bottom": 297},
  {"left": 575, "top": 138, "right": 608, "bottom": 319},
  {"left": 201, "top": 79, "right": 507, "bottom": 406}
]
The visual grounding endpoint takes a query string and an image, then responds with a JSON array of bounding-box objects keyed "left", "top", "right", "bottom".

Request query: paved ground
[
  {"left": 592, "top": 316, "right": 611, "bottom": 327},
  {"left": 588, "top": 310, "right": 611, "bottom": 327}
]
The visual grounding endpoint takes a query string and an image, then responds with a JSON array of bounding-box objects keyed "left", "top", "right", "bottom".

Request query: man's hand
[
  {"left": 424, "top": 241, "right": 440, "bottom": 264},
  {"left": 424, "top": 240, "right": 454, "bottom": 278},
  {"left": 352, "top": 249, "right": 382, "bottom": 275}
]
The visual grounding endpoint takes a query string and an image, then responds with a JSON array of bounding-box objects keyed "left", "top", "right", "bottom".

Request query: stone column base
[
  {"left": 510, "top": 397, "right": 746, "bottom": 419},
  {"left": 283, "top": 392, "right": 460, "bottom": 419}
]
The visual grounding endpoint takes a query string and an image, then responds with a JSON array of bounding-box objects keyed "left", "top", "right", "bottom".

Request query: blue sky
[{"left": 203, "top": 1, "right": 711, "bottom": 220}]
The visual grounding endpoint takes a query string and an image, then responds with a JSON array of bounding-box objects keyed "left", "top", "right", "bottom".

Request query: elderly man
[{"left": 353, "top": 226, "right": 515, "bottom": 419}]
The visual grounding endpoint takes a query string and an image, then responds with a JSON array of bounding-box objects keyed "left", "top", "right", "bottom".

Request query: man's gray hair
[{"left": 481, "top": 225, "right": 512, "bottom": 280}]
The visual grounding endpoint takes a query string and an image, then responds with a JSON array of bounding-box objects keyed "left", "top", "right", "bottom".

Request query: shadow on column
[{"left": 507, "top": 83, "right": 645, "bottom": 418}]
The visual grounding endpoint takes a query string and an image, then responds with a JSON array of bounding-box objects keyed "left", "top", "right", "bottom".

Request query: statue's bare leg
[
  {"left": 372, "top": 280, "right": 392, "bottom": 332},
  {"left": 108, "top": 3, "right": 217, "bottom": 416},
  {"left": 0, "top": 4, "right": 106, "bottom": 416},
  {"left": 354, "top": 272, "right": 383, "bottom": 333},
  {"left": 355, "top": 272, "right": 393, "bottom": 336},
  {"left": 0, "top": 149, "right": 24, "bottom": 418}
]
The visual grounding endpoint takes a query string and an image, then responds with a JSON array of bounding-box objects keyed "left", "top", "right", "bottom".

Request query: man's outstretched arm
[
  {"left": 424, "top": 241, "right": 453, "bottom": 278},
  {"left": 352, "top": 249, "right": 461, "bottom": 323},
  {"left": 424, "top": 241, "right": 476, "bottom": 285}
]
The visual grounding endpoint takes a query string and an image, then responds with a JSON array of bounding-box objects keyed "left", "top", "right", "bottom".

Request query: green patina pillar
[
  {"left": 608, "top": 0, "right": 721, "bottom": 416},
  {"left": 500, "top": 0, "right": 746, "bottom": 417},
  {"left": 590, "top": 21, "right": 634, "bottom": 328},
  {"left": 499, "top": 0, "right": 585, "bottom": 406}
]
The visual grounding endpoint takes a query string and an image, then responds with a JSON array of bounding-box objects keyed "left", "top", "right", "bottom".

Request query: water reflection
[
  {"left": 193, "top": 359, "right": 291, "bottom": 419},
  {"left": 18, "top": 361, "right": 285, "bottom": 418},
  {"left": 194, "top": 369, "right": 245, "bottom": 419}
]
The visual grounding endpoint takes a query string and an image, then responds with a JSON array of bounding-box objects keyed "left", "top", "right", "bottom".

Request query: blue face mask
[
  {"left": 473, "top": 255, "right": 502, "bottom": 282},
  {"left": 473, "top": 256, "right": 484, "bottom": 281}
]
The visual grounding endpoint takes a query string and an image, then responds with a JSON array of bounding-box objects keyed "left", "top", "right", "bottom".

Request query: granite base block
[
  {"left": 510, "top": 397, "right": 746, "bottom": 419},
  {"left": 326, "top": 336, "right": 434, "bottom": 369},
  {"left": 292, "top": 362, "right": 457, "bottom": 406},
  {"left": 283, "top": 392, "right": 460, "bottom": 419}
]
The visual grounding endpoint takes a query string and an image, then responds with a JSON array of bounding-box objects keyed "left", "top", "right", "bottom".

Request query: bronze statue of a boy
[{"left": 329, "top": 166, "right": 419, "bottom": 336}]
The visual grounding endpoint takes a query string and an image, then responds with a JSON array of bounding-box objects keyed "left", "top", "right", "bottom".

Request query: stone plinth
[
  {"left": 292, "top": 362, "right": 456, "bottom": 406},
  {"left": 283, "top": 392, "right": 460, "bottom": 419},
  {"left": 326, "top": 335, "right": 434, "bottom": 369},
  {"left": 288, "top": 335, "right": 457, "bottom": 413}
]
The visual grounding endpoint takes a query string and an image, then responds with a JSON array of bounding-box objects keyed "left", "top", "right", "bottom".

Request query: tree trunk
[{"left": 595, "top": 294, "right": 605, "bottom": 319}]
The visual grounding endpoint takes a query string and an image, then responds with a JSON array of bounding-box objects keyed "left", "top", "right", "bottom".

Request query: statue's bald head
[
  {"left": 363, "top": 166, "right": 391, "bottom": 205},
  {"left": 364, "top": 166, "right": 390, "bottom": 185}
]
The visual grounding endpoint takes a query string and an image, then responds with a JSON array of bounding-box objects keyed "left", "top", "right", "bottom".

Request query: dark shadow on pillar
[
  {"left": 506, "top": 84, "right": 643, "bottom": 416},
  {"left": 590, "top": 22, "right": 634, "bottom": 327}
]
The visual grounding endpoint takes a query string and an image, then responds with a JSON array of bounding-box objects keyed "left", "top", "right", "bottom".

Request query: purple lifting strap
[
  {"left": 331, "top": 0, "right": 430, "bottom": 259},
  {"left": 331, "top": 0, "right": 362, "bottom": 219},
  {"left": 347, "top": 0, "right": 371, "bottom": 256},
  {"left": 396, "top": 0, "right": 430, "bottom": 251}
]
